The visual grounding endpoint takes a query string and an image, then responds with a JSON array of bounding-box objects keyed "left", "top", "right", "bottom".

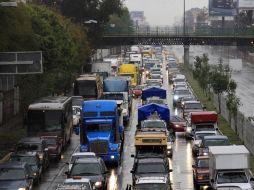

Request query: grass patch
[
  {"left": 0, "top": 127, "right": 26, "bottom": 158},
  {"left": 181, "top": 67, "right": 254, "bottom": 172}
]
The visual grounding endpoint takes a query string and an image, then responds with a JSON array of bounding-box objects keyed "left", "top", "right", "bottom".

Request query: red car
[
  {"left": 41, "top": 136, "right": 63, "bottom": 161},
  {"left": 132, "top": 85, "right": 145, "bottom": 98},
  {"left": 192, "top": 156, "right": 210, "bottom": 190},
  {"left": 169, "top": 115, "right": 187, "bottom": 134}
]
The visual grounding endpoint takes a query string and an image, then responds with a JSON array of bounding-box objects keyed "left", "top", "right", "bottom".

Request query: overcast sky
[{"left": 124, "top": 0, "right": 208, "bottom": 26}]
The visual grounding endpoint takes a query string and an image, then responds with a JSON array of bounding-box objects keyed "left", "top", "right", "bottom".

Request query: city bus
[{"left": 26, "top": 96, "right": 72, "bottom": 147}]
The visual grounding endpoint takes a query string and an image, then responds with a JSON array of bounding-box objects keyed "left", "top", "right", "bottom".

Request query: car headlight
[
  {"left": 95, "top": 181, "right": 102, "bottom": 188},
  {"left": 38, "top": 154, "right": 43, "bottom": 160},
  {"left": 186, "top": 127, "right": 192, "bottom": 133},
  {"left": 18, "top": 188, "right": 28, "bottom": 190},
  {"left": 33, "top": 172, "right": 37, "bottom": 176},
  {"left": 173, "top": 96, "right": 179, "bottom": 100}
]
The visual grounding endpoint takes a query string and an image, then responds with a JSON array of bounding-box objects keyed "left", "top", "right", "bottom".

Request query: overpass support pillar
[{"left": 184, "top": 45, "right": 189, "bottom": 66}]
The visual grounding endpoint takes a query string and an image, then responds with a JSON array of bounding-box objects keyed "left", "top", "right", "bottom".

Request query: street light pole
[{"left": 183, "top": 0, "right": 185, "bottom": 35}]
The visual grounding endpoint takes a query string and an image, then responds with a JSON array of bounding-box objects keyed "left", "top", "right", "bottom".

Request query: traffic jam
[{"left": 0, "top": 45, "right": 253, "bottom": 190}]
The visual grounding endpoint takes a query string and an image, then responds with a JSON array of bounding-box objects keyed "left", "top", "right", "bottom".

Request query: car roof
[
  {"left": 72, "top": 152, "right": 96, "bottom": 157},
  {"left": 203, "top": 135, "right": 228, "bottom": 140},
  {"left": 64, "top": 178, "right": 91, "bottom": 183},
  {"left": 0, "top": 161, "right": 27, "bottom": 169},
  {"left": 184, "top": 101, "right": 201, "bottom": 104},
  {"left": 18, "top": 137, "right": 43, "bottom": 143},
  {"left": 11, "top": 152, "right": 37, "bottom": 157},
  {"left": 195, "top": 131, "right": 216, "bottom": 134},
  {"left": 74, "top": 157, "right": 100, "bottom": 164},
  {"left": 174, "top": 87, "right": 188, "bottom": 91},
  {"left": 136, "top": 176, "right": 167, "bottom": 184},
  {"left": 138, "top": 157, "right": 166, "bottom": 164}
]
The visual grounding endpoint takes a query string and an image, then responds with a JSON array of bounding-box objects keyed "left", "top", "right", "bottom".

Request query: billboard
[
  {"left": 238, "top": 0, "right": 254, "bottom": 10},
  {"left": 209, "top": 0, "right": 238, "bottom": 16}
]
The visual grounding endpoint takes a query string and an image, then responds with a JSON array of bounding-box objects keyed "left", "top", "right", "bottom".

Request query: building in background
[{"left": 130, "top": 11, "right": 149, "bottom": 32}]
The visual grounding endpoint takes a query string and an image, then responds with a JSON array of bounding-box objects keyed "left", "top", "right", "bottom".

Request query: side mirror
[
  {"left": 64, "top": 171, "right": 69, "bottom": 175},
  {"left": 130, "top": 170, "right": 134, "bottom": 174},
  {"left": 250, "top": 177, "right": 254, "bottom": 181},
  {"left": 131, "top": 154, "right": 135, "bottom": 158},
  {"left": 44, "top": 148, "right": 48, "bottom": 152},
  {"left": 210, "top": 179, "right": 214, "bottom": 183},
  {"left": 104, "top": 170, "right": 109, "bottom": 174},
  {"left": 203, "top": 106, "right": 206, "bottom": 109},
  {"left": 168, "top": 169, "right": 173, "bottom": 172},
  {"left": 65, "top": 162, "right": 69, "bottom": 165},
  {"left": 215, "top": 128, "right": 218, "bottom": 131},
  {"left": 192, "top": 164, "right": 195, "bottom": 168},
  {"left": 74, "top": 126, "right": 80, "bottom": 135}
]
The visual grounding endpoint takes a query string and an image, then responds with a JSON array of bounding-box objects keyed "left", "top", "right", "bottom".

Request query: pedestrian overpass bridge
[{"left": 101, "top": 27, "right": 254, "bottom": 46}]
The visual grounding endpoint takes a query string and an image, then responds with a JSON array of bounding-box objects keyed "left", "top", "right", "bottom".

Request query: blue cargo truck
[{"left": 78, "top": 100, "right": 124, "bottom": 164}]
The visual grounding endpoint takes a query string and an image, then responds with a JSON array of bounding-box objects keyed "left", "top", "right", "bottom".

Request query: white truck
[{"left": 209, "top": 145, "right": 254, "bottom": 190}]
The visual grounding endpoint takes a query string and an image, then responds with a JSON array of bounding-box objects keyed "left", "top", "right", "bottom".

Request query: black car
[
  {"left": 10, "top": 152, "right": 43, "bottom": 185},
  {"left": 130, "top": 154, "right": 172, "bottom": 186},
  {"left": 0, "top": 162, "right": 33, "bottom": 190},
  {"left": 15, "top": 137, "right": 49, "bottom": 171},
  {"left": 65, "top": 157, "right": 108, "bottom": 190}
]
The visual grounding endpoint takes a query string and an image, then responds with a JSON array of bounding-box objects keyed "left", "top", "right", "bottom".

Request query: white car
[{"left": 68, "top": 152, "right": 96, "bottom": 171}]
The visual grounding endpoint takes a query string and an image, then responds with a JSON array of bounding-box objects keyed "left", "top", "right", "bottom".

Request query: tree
[{"left": 210, "top": 64, "right": 230, "bottom": 113}]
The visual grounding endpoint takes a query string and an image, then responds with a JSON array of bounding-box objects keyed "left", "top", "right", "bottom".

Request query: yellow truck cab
[{"left": 118, "top": 64, "right": 138, "bottom": 87}]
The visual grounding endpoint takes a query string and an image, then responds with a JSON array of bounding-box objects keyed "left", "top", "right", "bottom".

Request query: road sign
[{"left": 0, "top": 51, "right": 43, "bottom": 74}]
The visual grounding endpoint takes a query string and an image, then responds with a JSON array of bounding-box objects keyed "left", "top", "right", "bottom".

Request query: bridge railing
[{"left": 103, "top": 26, "right": 254, "bottom": 37}]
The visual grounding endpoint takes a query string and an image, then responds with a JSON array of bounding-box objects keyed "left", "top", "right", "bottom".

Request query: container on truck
[
  {"left": 73, "top": 73, "right": 103, "bottom": 100},
  {"left": 102, "top": 77, "right": 131, "bottom": 124},
  {"left": 118, "top": 64, "right": 138, "bottom": 87},
  {"left": 78, "top": 100, "right": 124, "bottom": 165},
  {"left": 209, "top": 145, "right": 254, "bottom": 190}
]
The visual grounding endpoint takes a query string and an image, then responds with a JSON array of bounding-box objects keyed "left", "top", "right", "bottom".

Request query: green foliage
[{"left": 0, "top": 4, "right": 90, "bottom": 108}]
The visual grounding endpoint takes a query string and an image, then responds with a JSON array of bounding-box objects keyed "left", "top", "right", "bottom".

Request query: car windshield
[
  {"left": 150, "top": 75, "right": 161, "bottom": 79},
  {"left": 135, "top": 184, "right": 167, "bottom": 190},
  {"left": 174, "top": 78, "right": 185, "bottom": 83},
  {"left": 204, "top": 139, "right": 230, "bottom": 147},
  {"left": 197, "top": 159, "right": 209, "bottom": 168},
  {"left": 136, "top": 163, "right": 166, "bottom": 173},
  {"left": 143, "top": 121, "right": 166, "bottom": 128},
  {"left": 16, "top": 143, "right": 42, "bottom": 152},
  {"left": 0, "top": 168, "right": 26, "bottom": 180},
  {"left": 63, "top": 182, "right": 91, "bottom": 189},
  {"left": 10, "top": 155, "right": 37, "bottom": 165},
  {"left": 174, "top": 90, "right": 190, "bottom": 95},
  {"left": 195, "top": 133, "right": 216, "bottom": 140},
  {"left": 195, "top": 124, "right": 215, "bottom": 131},
  {"left": 217, "top": 171, "right": 248, "bottom": 184},
  {"left": 86, "top": 123, "right": 111, "bottom": 132},
  {"left": 43, "top": 138, "right": 57, "bottom": 145},
  {"left": 70, "top": 163, "right": 101, "bottom": 176},
  {"left": 71, "top": 155, "right": 96, "bottom": 163},
  {"left": 170, "top": 116, "right": 185, "bottom": 122},
  {"left": 184, "top": 103, "right": 203, "bottom": 110}
]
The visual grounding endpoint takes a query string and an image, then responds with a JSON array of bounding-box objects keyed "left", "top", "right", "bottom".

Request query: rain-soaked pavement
[{"left": 34, "top": 49, "right": 197, "bottom": 190}]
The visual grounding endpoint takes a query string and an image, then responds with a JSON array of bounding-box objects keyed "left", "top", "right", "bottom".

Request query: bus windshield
[
  {"left": 28, "top": 110, "right": 62, "bottom": 133},
  {"left": 74, "top": 80, "right": 97, "bottom": 97}
]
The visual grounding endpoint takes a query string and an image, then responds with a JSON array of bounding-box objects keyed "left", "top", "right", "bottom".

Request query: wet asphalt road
[
  {"left": 34, "top": 50, "right": 196, "bottom": 190},
  {"left": 173, "top": 45, "right": 254, "bottom": 118}
]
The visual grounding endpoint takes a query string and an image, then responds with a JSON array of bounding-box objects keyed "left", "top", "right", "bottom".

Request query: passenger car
[
  {"left": 67, "top": 152, "right": 96, "bottom": 171},
  {"left": 41, "top": 136, "right": 62, "bottom": 161},
  {"left": 127, "top": 176, "right": 170, "bottom": 190},
  {"left": 16, "top": 137, "right": 49, "bottom": 171},
  {"left": 65, "top": 157, "right": 108, "bottom": 190},
  {"left": 173, "top": 87, "right": 191, "bottom": 107},
  {"left": 182, "top": 100, "right": 204, "bottom": 118},
  {"left": 198, "top": 135, "right": 230, "bottom": 156},
  {"left": 169, "top": 115, "right": 187, "bottom": 134},
  {"left": 192, "top": 131, "right": 217, "bottom": 156},
  {"left": 130, "top": 155, "right": 172, "bottom": 186},
  {"left": 0, "top": 162, "right": 33, "bottom": 190},
  {"left": 192, "top": 156, "right": 209, "bottom": 190},
  {"left": 132, "top": 85, "right": 145, "bottom": 98},
  {"left": 10, "top": 152, "right": 42, "bottom": 185}
]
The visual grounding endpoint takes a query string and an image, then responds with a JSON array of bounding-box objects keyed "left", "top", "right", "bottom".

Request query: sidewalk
[{"left": 0, "top": 114, "right": 26, "bottom": 159}]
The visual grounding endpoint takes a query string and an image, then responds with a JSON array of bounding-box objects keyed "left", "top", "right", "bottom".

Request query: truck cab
[
  {"left": 185, "top": 111, "right": 219, "bottom": 139},
  {"left": 79, "top": 100, "right": 124, "bottom": 165}
]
